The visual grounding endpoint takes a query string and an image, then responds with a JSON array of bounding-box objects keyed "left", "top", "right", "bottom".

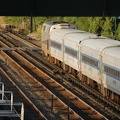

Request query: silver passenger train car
[{"left": 41, "top": 21, "right": 120, "bottom": 104}]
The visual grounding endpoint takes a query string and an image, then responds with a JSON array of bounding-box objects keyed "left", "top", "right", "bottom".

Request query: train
[{"left": 41, "top": 21, "right": 120, "bottom": 104}]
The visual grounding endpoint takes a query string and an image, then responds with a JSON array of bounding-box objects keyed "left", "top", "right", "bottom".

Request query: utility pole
[
  {"left": 22, "top": 17, "right": 26, "bottom": 29},
  {"left": 114, "top": 17, "right": 117, "bottom": 40},
  {"left": 30, "top": 15, "right": 33, "bottom": 33},
  {"left": 112, "top": 16, "right": 117, "bottom": 40},
  {"left": 30, "top": 0, "right": 33, "bottom": 33},
  {"left": 68, "top": 96, "right": 70, "bottom": 120},
  {"left": 51, "top": 94, "right": 54, "bottom": 111}
]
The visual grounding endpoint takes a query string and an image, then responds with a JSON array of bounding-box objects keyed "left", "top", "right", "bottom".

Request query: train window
[
  {"left": 116, "top": 71, "right": 119, "bottom": 77},
  {"left": 65, "top": 47, "right": 77, "bottom": 58},
  {"left": 51, "top": 41, "right": 61, "bottom": 50},
  {"left": 42, "top": 25, "right": 46, "bottom": 31},
  {"left": 119, "top": 71, "right": 120, "bottom": 78},
  {"left": 47, "top": 40, "right": 49, "bottom": 50},
  {"left": 82, "top": 55, "right": 98, "bottom": 68},
  {"left": 104, "top": 65, "right": 120, "bottom": 79}
]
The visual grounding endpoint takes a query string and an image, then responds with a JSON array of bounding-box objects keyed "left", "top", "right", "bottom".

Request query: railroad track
[
  {"left": 0, "top": 49, "right": 83, "bottom": 120},
  {"left": 0, "top": 32, "right": 41, "bottom": 51},
  {"left": 0, "top": 67, "right": 44, "bottom": 120},
  {"left": 8, "top": 31, "right": 41, "bottom": 47},
  {"left": 1, "top": 42, "right": 107, "bottom": 119}
]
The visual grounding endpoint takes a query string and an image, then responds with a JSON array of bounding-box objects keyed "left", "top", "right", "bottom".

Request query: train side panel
[
  {"left": 50, "top": 33, "right": 63, "bottom": 62},
  {"left": 64, "top": 40, "right": 79, "bottom": 71},
  {"left": 102, "top": 47, "right": 120, "bottom": 95},
  {"left": 41, "top": 23, "right": 51, "bottom": 56},
  {"left": 62, "top": 31, "right": 98, "bottom": 71},
  {"left": 49, "top": 29, "right": 82, "bottom": 63},
  {"left": 80, "top": 42, "right": 101, "bottom": 83}
]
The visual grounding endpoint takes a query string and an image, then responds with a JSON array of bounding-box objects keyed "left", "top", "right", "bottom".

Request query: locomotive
[{"left": 42, "top": 21, "right": 120, "bottom": 104}]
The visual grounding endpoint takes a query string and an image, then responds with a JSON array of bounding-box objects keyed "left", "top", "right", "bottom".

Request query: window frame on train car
[
  {"left": 81, "top": 53, "right": 99, "bottom": 69},
  {"left": 64, "top": 46, "right": 78, "bottom": 59},
  {"left": 50, "top": 40, "right": 62, "bottom": 50},
  {"left": 103, "top": 64, "right": 120, "bottom": 81},
  {"left": 42, "top": 25, "right": 46, "bottom": 31}
]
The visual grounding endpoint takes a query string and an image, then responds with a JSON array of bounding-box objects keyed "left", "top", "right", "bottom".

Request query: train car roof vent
[
  {"left": 53, "top": 22, "right": 58, "bottom": 24},
  {"left": 52, "top": 21, "right": 69, "bottom": 24},
  {"left": 60, "top": 24, "right": 70, "bottom": 26}
]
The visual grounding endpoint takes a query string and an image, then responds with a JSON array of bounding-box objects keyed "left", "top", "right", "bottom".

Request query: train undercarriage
[{"left": 48, "top": 54, "right": 120, "bottom": 104}]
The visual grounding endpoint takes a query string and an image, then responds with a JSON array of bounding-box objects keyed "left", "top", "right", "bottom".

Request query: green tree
[
  {"left": 88, "top": 17, "right": 104, "bottom": 35},
  {"left": 2, "top": 16, "right": 120, "bottom": 39},
  {"left": 75, "top": 17, "right": 90, "bottom": 31},
  {"left": 116, "top": 23, "right": 120, "bottom": 40},
  {"left": 63, "top": 17, "right": 77, "bottom": 24},
  {"left": 101, "top": 17, "right": 114, "bottom": 38}
]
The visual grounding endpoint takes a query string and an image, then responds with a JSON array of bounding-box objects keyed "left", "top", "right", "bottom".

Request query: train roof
[
  {"left": 50, "top": 29, "right": 99, "bottom": 43},
  {"left": 50, "top": 29, "right": 82, "bottom": 36},
  {"left": 50, "top": 28, "right": 120, "bottom": 54},
  {"left": 81, "top": 38, "right": 120, "bottom": 51},
  {"left": 45, "top": 21, "right": 69, "bottom": 24},
  {"left": 43, "top": 21, "right": 69, "bottom": 26},
  {"left": 43, "top": 21, "right": 77, "bottom": 32},
  {"left": 102, "top": 47, "right": 120, "bottom": 59},
  {"left": 64, "top": 32, "right": 102, "bottom": 43}
]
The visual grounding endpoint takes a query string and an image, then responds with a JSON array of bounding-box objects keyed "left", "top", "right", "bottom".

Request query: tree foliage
[
  {"left": 88, "top": 17, "right": 104, "bottom": 34},
  {"left": 2, "top": 16, "right": 120, "bottom": 40},
  {"left": 116, "top": 23, "right": 120, "bottom": 40},
  {"left": 75, "top": 17, "right": 90, "bottom": 31},
  {"left": 101, "top": 17, "right": 114, "bottom": 39}
]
